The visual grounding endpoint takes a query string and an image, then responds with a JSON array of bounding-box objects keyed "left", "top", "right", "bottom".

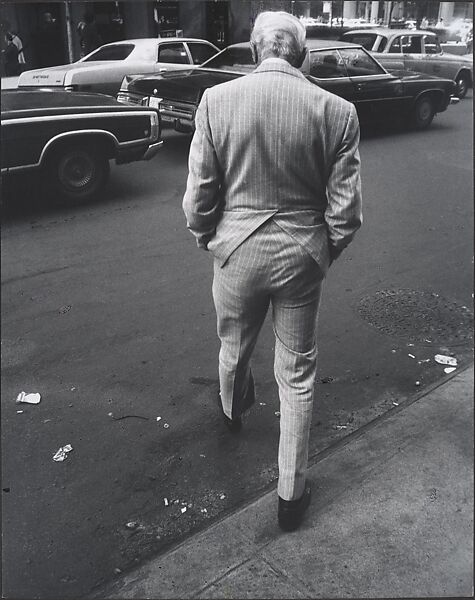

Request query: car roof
[
  {"left": 100, "top": 38, "right": 216, "bottom": 46},
  {"left": 343, "top": 28, "right": 436, "bottom": 37},
  {"left": 228, "top": 39, "right": 361, "bottom": 50}
]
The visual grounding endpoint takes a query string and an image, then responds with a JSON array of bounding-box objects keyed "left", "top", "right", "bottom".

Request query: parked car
[
  {"left": 340, "top": 28, "right": 473, "bottom": 98},
  {"left": 117, "top": 39, "right": 458, "bottom": 133},
  {"left": 1, "top": 88, "right": 162, "bottom": 204},
  {"left": 17, "top": 38, "right": 220, "bottom": 97}
]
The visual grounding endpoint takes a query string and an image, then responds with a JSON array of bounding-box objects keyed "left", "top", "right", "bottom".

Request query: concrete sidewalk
[{"left": 92, "top": 366, "right": 473, "bottom": 599}]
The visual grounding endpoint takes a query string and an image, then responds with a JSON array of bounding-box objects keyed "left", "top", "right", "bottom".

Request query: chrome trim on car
[
  {"left": 142, "top": 140, "right": 164, "bottom": 160},
  {"left": 449, "top": 96, "right": 460, "bottom": 104},
  {"left": 2, "top": 110, "right": 157, "bottom": 121},
  {"left": 159, "top": 106, "right": 194, "bottom": 120}
]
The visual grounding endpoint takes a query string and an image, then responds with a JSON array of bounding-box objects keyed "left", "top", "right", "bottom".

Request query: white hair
[{"left": 250, "top": 11, "right": 306, "bottom": 66}]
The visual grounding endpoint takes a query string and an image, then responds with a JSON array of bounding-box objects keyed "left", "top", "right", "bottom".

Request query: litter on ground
[
  {"left": 434, "top": 354, "right": 457, "bottom": 367},
  {"left": 16, "top": 392, "right": 41, "bottom": 404},
  {"left": 164, "top": 498, "right": 169, "bottom": 506},
  {"left": 53, "top": 444, "right": 73, "bottom": 462},
  {"left": 408, "top": 354, "right": 416, "bottom": 359},
  {"left": 181, "top": 506, "right": 187, "bottom": 514},
  {"left": 444, "top": 367, "right": 457, "bottom": 374}
]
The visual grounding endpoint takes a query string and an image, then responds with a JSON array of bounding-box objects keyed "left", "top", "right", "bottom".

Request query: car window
[
  {"left": 341, "top": 33, "right": 377, "bottom": 51},
  {"left": 187, "top": 42, "right": 217, "bottom": 65},
  {"left": 402, "top": 36, "right": 422, "bottom": 54},
  {"left": 423, "top": 35, "right": 442, "bottom": 54},
  {"left": 338, "top": 48, "right": 387, "bottom": 77},
  {"left": 158, "top": 43, "right": 189, "bottom": 64},
  {"left": 310, "top": 50, "right": 347, "bottom": 78},
  {"left": 83, "top": 44, "right": 134, "bottom": 61},
  {"left": 200, "top": 46, "right": 254, "bottom": 73},
  {"left": 388, "top": 37, "right": 402, "bottom": 53}
]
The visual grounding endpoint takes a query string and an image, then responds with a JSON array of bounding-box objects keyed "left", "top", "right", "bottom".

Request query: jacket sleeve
[
  {"left": 182, "top": 90, "right": 222, "bottom": 250},
  {"left": 325, "top": 103, "right": 362, "bottom": 262}
]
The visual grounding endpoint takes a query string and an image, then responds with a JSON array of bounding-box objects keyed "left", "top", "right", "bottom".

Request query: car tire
[
  {"left": 455, "top": 72, "right": 470, "bottom": 99},
  {"left": 410, "top": 95, "right": 435, "bottom": 130},
  {"left": 43, "top": 144, "right": 110, "bottom": 205}
]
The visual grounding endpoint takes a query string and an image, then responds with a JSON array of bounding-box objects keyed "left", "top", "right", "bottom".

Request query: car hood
[{"left": 128, "top": 68, "right": 244, "bottom": 103}]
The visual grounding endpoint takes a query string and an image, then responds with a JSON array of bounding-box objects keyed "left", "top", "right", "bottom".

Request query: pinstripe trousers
[{"left": 212, "top": 219, "right": 324, "bottom": 501}]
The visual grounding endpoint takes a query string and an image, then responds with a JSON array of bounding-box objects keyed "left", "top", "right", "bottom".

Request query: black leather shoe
[
  {"left": 217, "top": 391, "right": 242, "bottom": 433},
  {"left": 278, "top": 480, "right": 311, "bottom": 532}
]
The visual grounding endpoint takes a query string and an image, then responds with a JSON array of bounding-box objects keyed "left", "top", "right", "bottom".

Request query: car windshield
[
  {"left": 83, "top": 44, "right": 135, "bottom": 61},
  {"left": 200, "top": 46, "right": 254, "bottom": 73}
]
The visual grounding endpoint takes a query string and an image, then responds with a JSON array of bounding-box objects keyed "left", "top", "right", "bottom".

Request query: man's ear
[
  {"left": 295, "top": 46, "right": 308, "bottom": 69},
  {"left": 250, "top": 42, "right": 258, "bottom": 64}
]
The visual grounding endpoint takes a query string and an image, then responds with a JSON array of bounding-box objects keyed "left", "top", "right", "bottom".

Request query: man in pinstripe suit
[{"left": 183, "top": 11, "right": 362, "bottom": 531}]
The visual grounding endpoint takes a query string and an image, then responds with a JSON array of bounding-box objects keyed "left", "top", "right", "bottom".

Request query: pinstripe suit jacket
[{"left": 183, "top": 57, "right": 362, "bottom": 274}]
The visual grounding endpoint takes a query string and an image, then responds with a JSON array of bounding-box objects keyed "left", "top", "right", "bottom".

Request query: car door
[
  {"left": 372, "top": 35, "right": 405, "bottom": 71},
  {"left": 307, "top": 49, "right": 355, "bottom": 101},
  {"left": 422, "top": 34, "right": 457, "bottom": 80},
  {"left": 156, "top": 42, "right": 191, "bottom": 73},
  {"left": 399, "top": 34, "right": 431, "bottom": 76},
  {"left": 338, "top": 47, "right": 405, "bottom": 121}
]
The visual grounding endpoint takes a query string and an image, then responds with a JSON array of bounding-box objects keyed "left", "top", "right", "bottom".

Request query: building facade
[{"left": 0, "top": 1, "right": 473, "bottom": 75}]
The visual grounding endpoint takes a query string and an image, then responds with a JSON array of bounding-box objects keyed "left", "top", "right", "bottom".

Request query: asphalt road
[{"left": 1, "top": 95, "right": 473, "bottom": 599}]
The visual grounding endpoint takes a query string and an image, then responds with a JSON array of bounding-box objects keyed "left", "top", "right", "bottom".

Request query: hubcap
[
  {"left": 457, "top": 77, "right": 467, "bottom": 97},
  {"left": 418, "top": 101, "right": 431, "bottom": 122},
  {"left": 58, "top": 152, "right": 95, "bottom": 191}
]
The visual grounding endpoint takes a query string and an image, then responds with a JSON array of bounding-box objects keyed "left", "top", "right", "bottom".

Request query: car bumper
[
  {"left": 143, "top": 140, "right": 164, "bottom": 160},
  {"left": 116, "top": 140, "right": 163, "bottom": 164},
  {"left": 449, "top": 96, "right": 460, "bottom": 105}
]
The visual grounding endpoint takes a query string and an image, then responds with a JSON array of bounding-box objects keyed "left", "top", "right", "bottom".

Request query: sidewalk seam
[
  {"left": 190, "top": 556, "right": 254, "bottom": 599},
  {"left": 259, "top": 555, "right": 316, "bottom": 599}
]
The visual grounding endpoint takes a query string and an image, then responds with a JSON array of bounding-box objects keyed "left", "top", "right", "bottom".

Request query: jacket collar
[{"left": 253, "top": 57, "right": 307, "bottom": 81}]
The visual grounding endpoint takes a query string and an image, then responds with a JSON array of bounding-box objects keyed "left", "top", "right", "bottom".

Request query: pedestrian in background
[
  {"left": 33, "top": 12, "right": 62, "bottom": 67},
  {"left": 3, "top": 33, "right": 21, "bottom": 75},
  {"left": 183, "top": 11, "right": 362, "bottom": 531},
  {"left": 78, "top": 12, "right": 102, "bottom": 57},
  {"left": 8, "top": 30, "right": 25, "bottom": 70}
]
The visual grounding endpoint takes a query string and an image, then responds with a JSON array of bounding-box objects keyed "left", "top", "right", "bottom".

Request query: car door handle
[
  {"left": 159, "top": 68, "right": 168, "bottom": 72},
  {"left": 355, "top": 83, "right": 365, "bottom": 91}
]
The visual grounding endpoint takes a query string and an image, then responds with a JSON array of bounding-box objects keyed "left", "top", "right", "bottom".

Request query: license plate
[{"left": 148, "top": 96, "right": 160, "bottom": 109}]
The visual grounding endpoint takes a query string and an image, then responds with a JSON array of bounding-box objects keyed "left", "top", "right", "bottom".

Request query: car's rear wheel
[
  {"left": 410, "top": 95, "right": 435, "bottom": 130},
  {"left": 43, "top": 144, "right": 110, "bottom": 205},
  {"left": 455, "top": 72, "right": 470, "bottom": 99}
]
